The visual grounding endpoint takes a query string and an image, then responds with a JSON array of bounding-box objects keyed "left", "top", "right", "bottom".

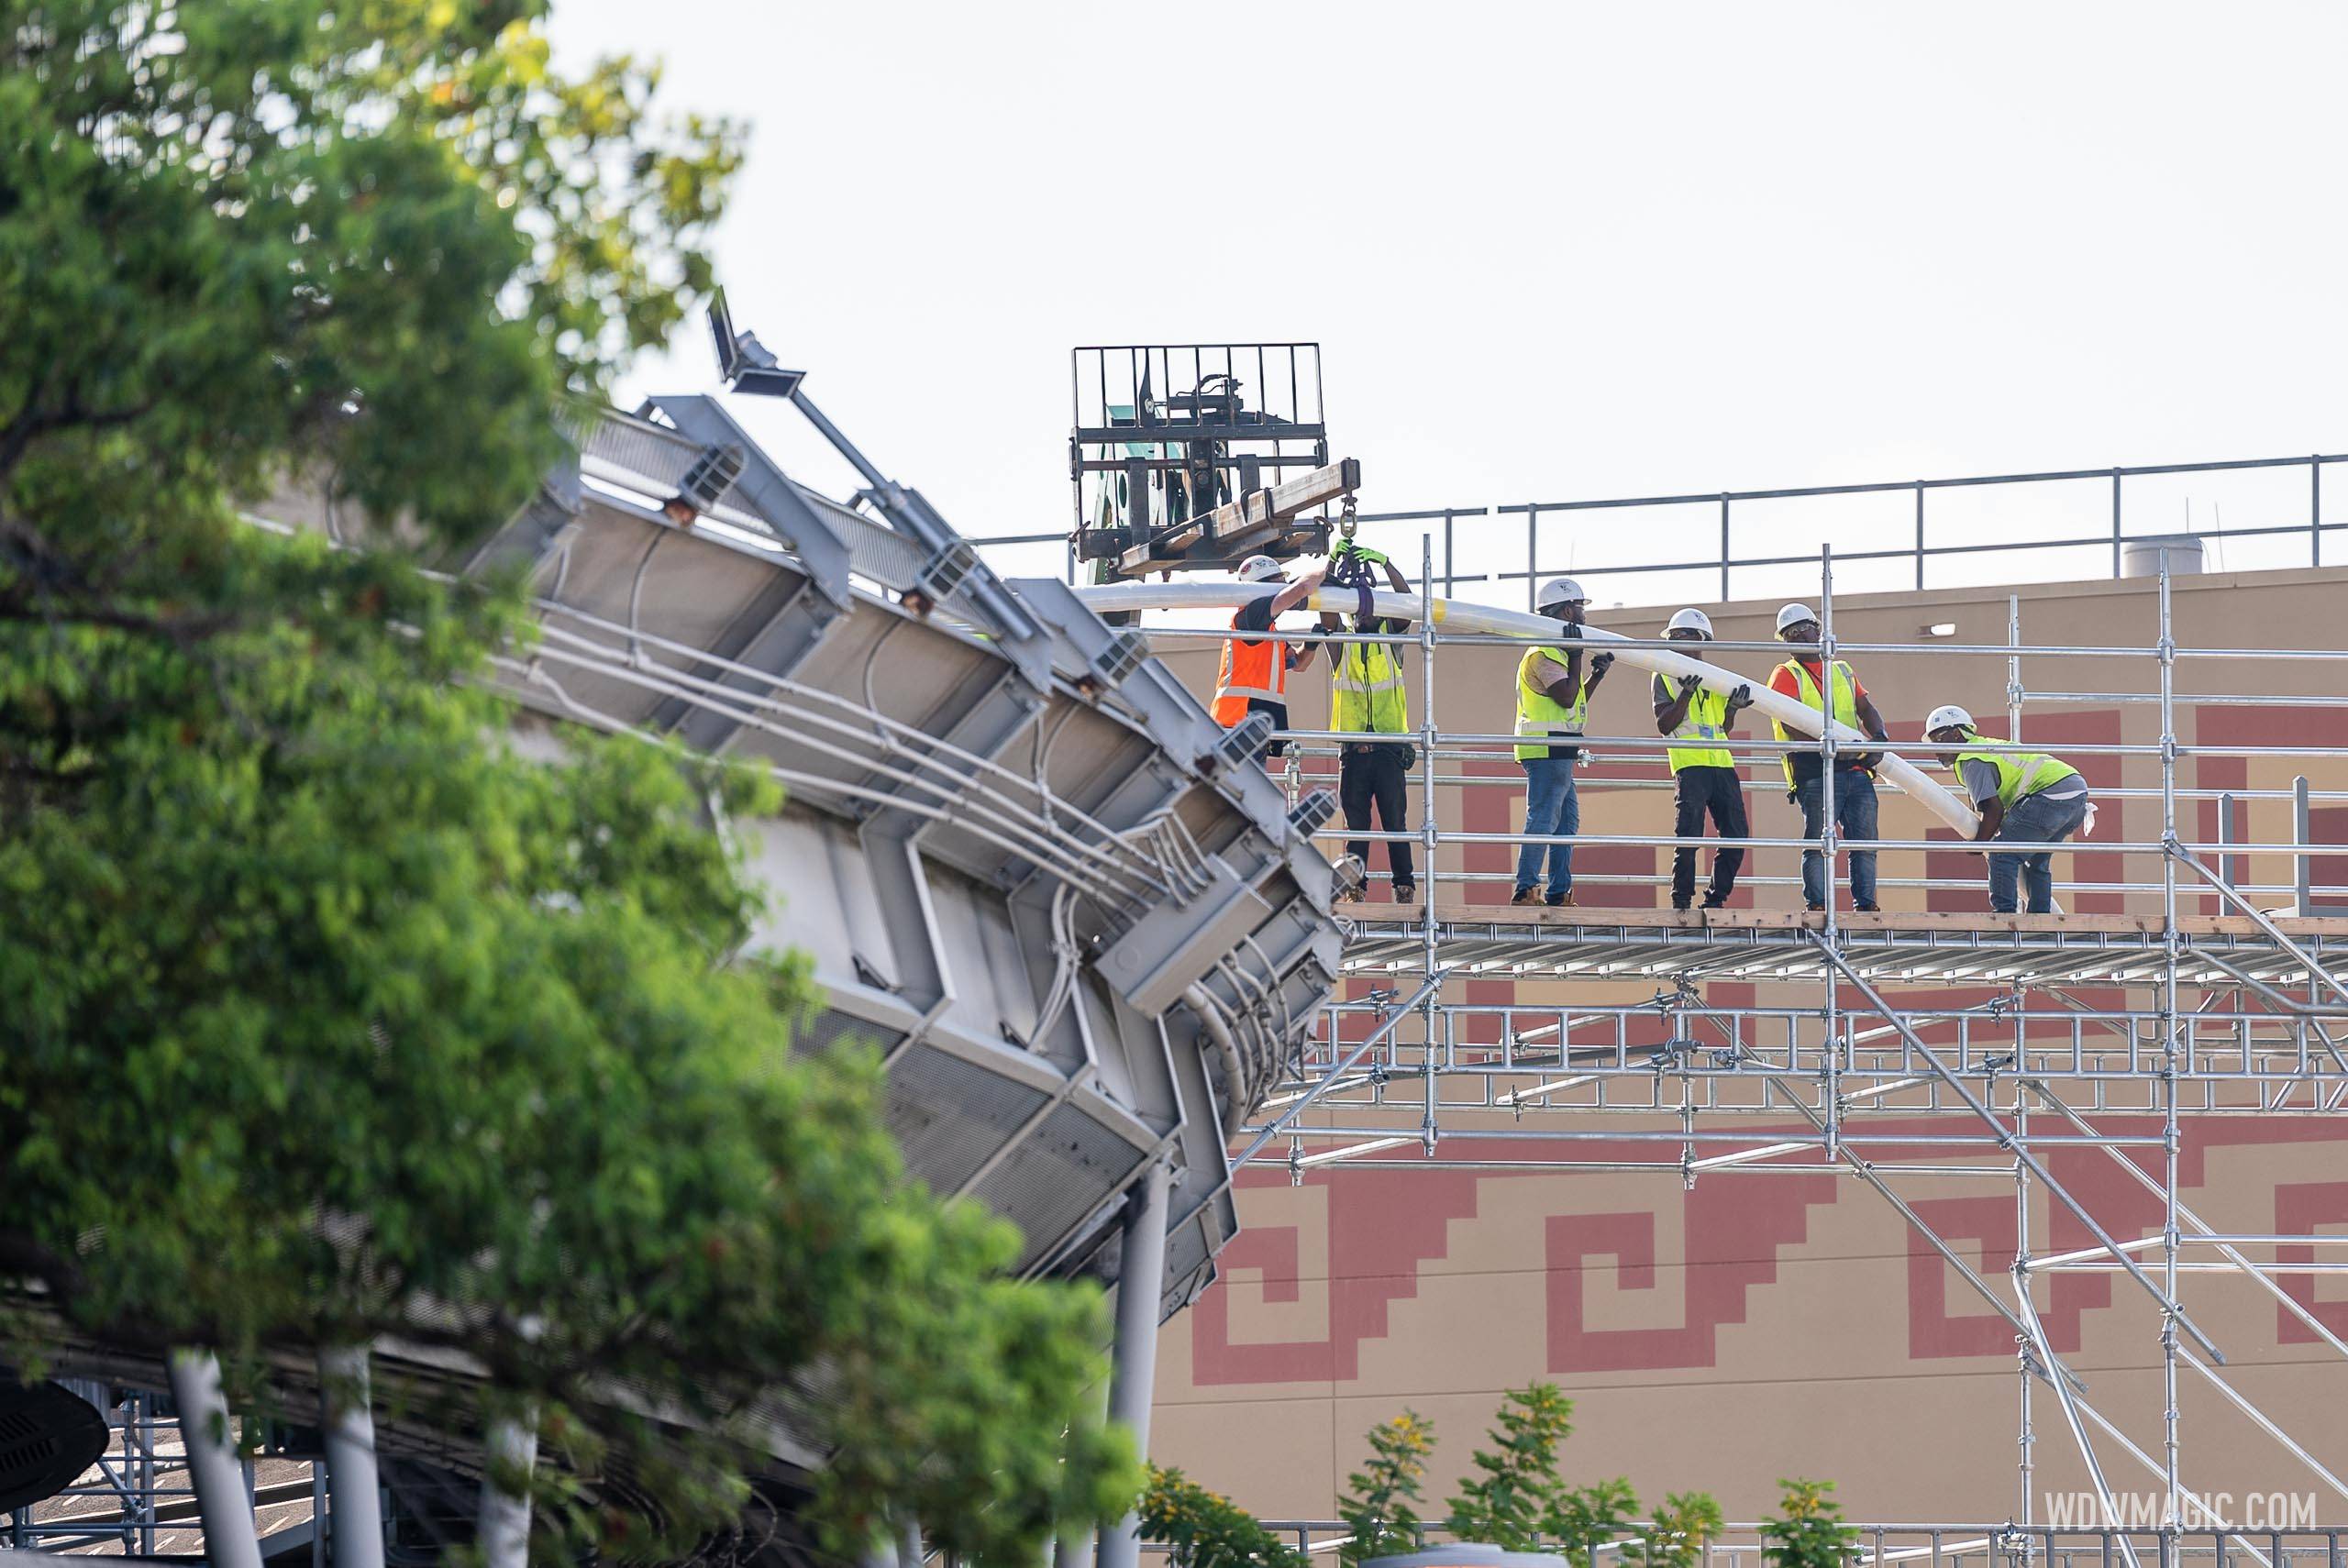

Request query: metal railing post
[
  {"left": 2295, "top": 776, "right": 2313, "bottom": 912},
  {"left": 2112, "top": 468, "right": 2125, "bottom": 579},
  {"left": 2218, "top": 791, "right": 2240, "bottom": 891},
  {"left": 1719, "top": 494, "right": 1732, "bottom": 601},
  {"left": 1527, "top": 506, "right": 1539, "bottom": 611},
  {"left": 1916, "top": 480, "right": 1928, "bottom": 591}
]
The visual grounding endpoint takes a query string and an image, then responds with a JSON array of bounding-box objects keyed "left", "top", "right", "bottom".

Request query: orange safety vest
[{"left": 1213, "top": 611, "right": 1288, "bottom": 726}]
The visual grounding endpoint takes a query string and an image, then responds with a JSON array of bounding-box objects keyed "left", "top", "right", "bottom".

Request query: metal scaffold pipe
[{"left": 1071, "top": 581, "right": 1980, "bottom": 836}]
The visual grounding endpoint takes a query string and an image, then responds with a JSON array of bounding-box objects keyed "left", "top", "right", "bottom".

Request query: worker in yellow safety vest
[
  {"left": 1769, "top": 603, "right": 1893, "bottom": 912},
  {"left": 1511, "top": 577, "right": 1616, "bottom": 906},
  {"left": 1321, "top": 547, "right": 1418, "bottom": 902},
  {"left": 1213, "top": 555, "right": 1324, "bottom": 762},
  {"left": 1926, "top": 704, "right": 2092, "bottom": 914},
  {"left": 1651, "top": 608, "right": 1755, "bottom": 911}
]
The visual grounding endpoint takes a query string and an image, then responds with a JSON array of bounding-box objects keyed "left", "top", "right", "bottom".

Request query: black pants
[
  {"left": 1671, "top": 765, "right": 1747, "bottom": 906},
  {"left": 1340, "top": 743, "right": 1415, "bottom": 888}
]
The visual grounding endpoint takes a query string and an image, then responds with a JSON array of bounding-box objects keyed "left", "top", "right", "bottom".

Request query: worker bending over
[
  {"left": 1512, "top": 577, "right": 1614, "bottom": 906},
  {"left": 1769, "top": 604, "right": 1892, "bottom": 912},
  {"left": 1213, "top": 555, "right": 1324, "bottom": 762},
  {"left": 1925, "top": 705, "right": 2091, "bottom": 915},
  {"left": 1324, "top": 547, "right": 1419, "bottom": 903},
  {"left": 1652, "top": 609, "right": 1753, "bottom": 910}
]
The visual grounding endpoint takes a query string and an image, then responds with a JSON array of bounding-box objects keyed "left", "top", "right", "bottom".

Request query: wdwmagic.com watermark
[{"left": 2039, "top": 1494, "right": 2320, "bottom": 1529}]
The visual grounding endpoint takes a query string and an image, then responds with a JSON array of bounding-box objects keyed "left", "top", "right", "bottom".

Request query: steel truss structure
[{"left": 1138, "top": 538, "right": 2348, "bottom": 1559}]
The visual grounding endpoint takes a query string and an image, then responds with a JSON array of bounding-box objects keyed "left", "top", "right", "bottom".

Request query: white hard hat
[
  {"left": 1925, "top": 704, "right": 1977, "bottom": 735},
  {"left": 1665, "top": 608, "right": 1713, "bottom": 637},
  {"left": 1536, "top": 576, "right": 1588, "bottom": 610},
  {"left": 1776, "top": 602, "right": 1820, "bottom": 635},
  {"left": 1236, "top": 554, "right": 1284, "bottom": 583}
]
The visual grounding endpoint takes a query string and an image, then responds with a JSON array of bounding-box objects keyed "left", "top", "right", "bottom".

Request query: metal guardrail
[
  {"left": 971, "top": 449, "right": 2344, "bottom": 609},
  {"left": 1149, "top": 1522, "right": 2348, "bottom": 1568}
]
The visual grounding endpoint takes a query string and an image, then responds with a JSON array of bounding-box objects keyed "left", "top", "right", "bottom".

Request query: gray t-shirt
[{"left": 1959, "top": 757, "right": 2088, "bottom": 809}]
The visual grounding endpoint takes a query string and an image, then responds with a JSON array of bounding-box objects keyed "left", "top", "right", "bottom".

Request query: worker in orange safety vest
[{"left": 1213, "top": 555, "right": 1324, "bottom": 762}]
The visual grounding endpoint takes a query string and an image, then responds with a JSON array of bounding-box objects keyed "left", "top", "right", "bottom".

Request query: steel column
[
  {"left": 1098, "top": 1160, "right": 1173, "bottom": 1568},
  {"left": 169, "top": 1350, "right": 263, "bottom": 1568},
  {"left": 320, "top": 1346, "right": 385, "bottom": 1568}
]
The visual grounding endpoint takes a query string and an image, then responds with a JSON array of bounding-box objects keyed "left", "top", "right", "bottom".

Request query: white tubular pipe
[{"left": 1074, "top": 580, "right": 1978, "bottom": 837}]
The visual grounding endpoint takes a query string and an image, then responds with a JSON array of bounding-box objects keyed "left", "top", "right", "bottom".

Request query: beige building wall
[{"left": 1148, "top": 565, "right": 2348, "bottom": 1525}]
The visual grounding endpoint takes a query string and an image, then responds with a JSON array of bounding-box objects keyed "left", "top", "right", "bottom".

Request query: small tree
[
  {"left": 1760, "top": 1480, "right": 1858, "bottom": 1568},
  {"left": 1447, "top": 1383, "right": 1577, "bottom": 1550},
  {"left": 1145, "top": 1465, "right": 1311, "bottom": 1568},
  {"left": 1338, "top": 1410, "right": 1436, "bottom": 1567},
  {"left": 1548, "top": 1476, "right": 1642, "bottom": 1562},
  {"left": 1184, "top": 1386, "right": 1730, "bottom": 1568},
  {"left": 1641, "top": 1491, "right": 1725, "bottom": 1568}
]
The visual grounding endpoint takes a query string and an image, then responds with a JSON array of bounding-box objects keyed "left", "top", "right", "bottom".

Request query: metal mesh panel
[
  {"left": 974, "top": 1105, "right": 1146, "bottom": 1270},
  {"left": 791, "top": 1006, "right": 906, "bottom": 1061},
  {"left": 883, "top": 1043, "right": 1050, "bottom": 1196}
]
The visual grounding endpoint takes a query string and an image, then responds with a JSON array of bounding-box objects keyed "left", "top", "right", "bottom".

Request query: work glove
[
  {"left": 1335, "top": 541, "right": 1388, "bottom": 567},
  {"left": 1589, "top": 651, "right": 1615, "bottom": 675},
  {"left": 1725, "top": 682, "right": 1754, "bottom": 715}
]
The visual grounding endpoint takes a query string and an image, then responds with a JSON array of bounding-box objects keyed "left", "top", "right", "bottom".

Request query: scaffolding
[{"left": 1124, "top": 537, "right": 2348, "bottom": 1556}]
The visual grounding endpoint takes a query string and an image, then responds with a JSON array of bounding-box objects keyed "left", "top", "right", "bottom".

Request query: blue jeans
[
  {"left": 1792, "top": 771, "right": 1878, "bottom": 909},
  {"left": 1516, "top": 756, "right": 1578, "bottom": 900},
  {"left": 1989, "top": 790, "right": 2090, "bottom": 913}
]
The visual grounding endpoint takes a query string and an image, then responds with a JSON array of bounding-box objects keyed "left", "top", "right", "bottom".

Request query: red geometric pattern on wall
[
  {"left": 1561, "top": 748, "right": 1661, "bottom": 909},
  {"left": 2275, "top": 1180, "right": 2348, "bottom": 1343},
  {"left": 1190, "top": 1167, "right": 1487, "bottom": 1384},
  {"left": 2194, "top": 702, "right": 2348, "bottom": 910},
  {"left": 2034, "top": 707, "right": 2127, "bottom": 914},
  {"left": 1906, "top": 1196, "right": 2021, "bottom": 1359},
  {"left": 1892, "top": 1113, "right": 2348, "bottom": 1358},
  {"left": 1459, "top": 756, "right": 1523, "bottom": 907},
  {"left": 1544, "top": 1169, "right": 1837, "bottom": 1371},
  {"left": 1189, "top": 1116, "right": 2348, "bottom": 1385},
  {"left": 1191, "top": 1132, "right": 1836, "bottom": 1384}
]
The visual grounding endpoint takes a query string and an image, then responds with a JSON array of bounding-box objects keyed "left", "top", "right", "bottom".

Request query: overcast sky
[{"left": 552, "top": 2, "right": 2346, "bottom": 606}]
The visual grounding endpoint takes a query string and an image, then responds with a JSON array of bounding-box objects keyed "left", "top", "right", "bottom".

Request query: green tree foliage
[
  {"left": 1202, "top": 1386, "right": 1728, "bottom": 1568},
  {"left": 1639, "top": 1492, "right": 1725, "bottom": 1568},
  {"left": 1143, "top": 1465, "right": 1310, "bottom": 1568},
  {"left": 1338, "top": 1410, "right": 1435, "bottom": 1568},
  {"left": 0, "top": 2, "right": 1135, "bottom": 1560},
  {"left": 1760, "top": 1480, "right": 1857, "bottom": 1568},
  {"left": 1546, "top": 1476, "right": 1640, "bottom": 1561},
  {"left": 1447, "top": 1382, "right": 1576, "bottom": 1550}
]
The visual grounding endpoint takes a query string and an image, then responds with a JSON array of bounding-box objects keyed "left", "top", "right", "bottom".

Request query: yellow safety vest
[
  {"left": 1770, "top": 657, "right": 1861, "bottom": 788},
  {"left": 1955, "top": 736, "right": 2082, "bottom": 812},
  {"left": 1333, "top": 641, "right": 1409, "bottom": 734},
  {"left": 1514, "top": 647, "right": 1590, "bottom": 762},
  {"left": 1660, "top": 678, "right": 1734, "bottom": 772}
]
